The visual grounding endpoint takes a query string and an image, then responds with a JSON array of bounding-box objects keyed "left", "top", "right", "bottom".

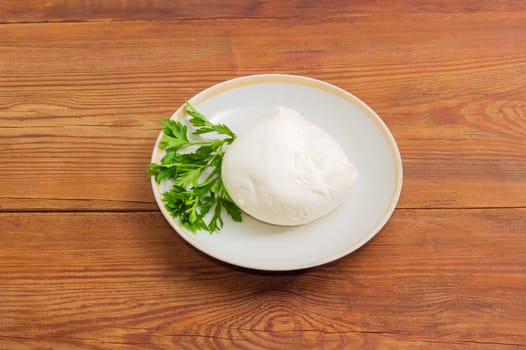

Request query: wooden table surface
[{"left": 1, "top": 1, "right": 526, "bottom": 349}]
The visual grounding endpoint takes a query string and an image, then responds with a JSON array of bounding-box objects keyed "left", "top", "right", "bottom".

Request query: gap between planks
[
  {"left": 0, "top": 206, "right": 525, "bottom": 214},
  {"left": 0, "top": 14, "right": 365, "bottom": 26}
]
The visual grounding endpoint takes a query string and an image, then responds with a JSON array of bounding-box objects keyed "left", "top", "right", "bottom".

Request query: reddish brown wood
[
  {"left": 1, "top": 13, "right": 526, "bottom": 210},
  {"left": 2, "top": 0, "right": 526, "bottom": 23},
  {"left": 1, "top": 210, "right": 525, "bottom": 348},
  {"left": 1, "top": 1, "right": 525, "bottom": 348}
]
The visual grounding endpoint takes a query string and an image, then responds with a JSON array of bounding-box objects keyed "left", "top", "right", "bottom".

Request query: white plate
[{"left": 151, "top": 74, "right": 402, "bottom": 271}]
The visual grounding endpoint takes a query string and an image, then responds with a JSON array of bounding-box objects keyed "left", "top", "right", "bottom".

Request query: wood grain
[
  {"left": 2, "top": 13, "right": 526, "bottom": 210},
  {"left": 2, "top": 2, "right": 526, "bottom": 348},
  {"left": 1, "top": 209, "right": 525, "bottom": 349},
  {"left": 2, "top": 0, "right": 526, "bottom": 23}
]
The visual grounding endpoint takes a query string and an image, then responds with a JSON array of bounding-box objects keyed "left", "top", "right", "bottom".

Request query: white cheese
[{"left": 221, "top": 107, "right": 357, "bottom": 226}]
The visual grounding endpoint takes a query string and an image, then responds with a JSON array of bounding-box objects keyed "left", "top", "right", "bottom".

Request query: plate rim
[{"left": 150, "top": 73, "right": 403, "bottom": 271}]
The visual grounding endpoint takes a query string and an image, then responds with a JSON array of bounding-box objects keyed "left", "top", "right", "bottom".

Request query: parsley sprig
[{"left": 148, "top": 102, "right": 242, "bottom": 233}]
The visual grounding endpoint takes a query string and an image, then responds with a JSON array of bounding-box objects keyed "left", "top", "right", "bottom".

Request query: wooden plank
[
  {"left": 1, "top": 209, "right": 525, "bottom": 348},
  {"left": 2, "top": 0, "right": 526, "bottom": 23},
  {"left": 1, "top": 14, "right": 526, "bottom": 210}
]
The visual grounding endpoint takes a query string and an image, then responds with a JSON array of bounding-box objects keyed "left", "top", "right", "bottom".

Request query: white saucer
[{"left": 151, "top": 74, "right": 403, "bottom": 271}]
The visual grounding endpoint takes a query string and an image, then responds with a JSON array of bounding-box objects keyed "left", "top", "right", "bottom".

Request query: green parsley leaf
[{"left": 148, "top": 102, "right": 243, "bottom": 233}]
